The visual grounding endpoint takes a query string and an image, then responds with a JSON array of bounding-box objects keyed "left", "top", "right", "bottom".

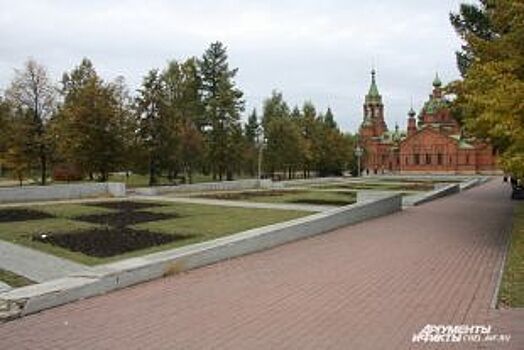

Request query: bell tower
[{"left": 361, "top": 69, "right": 387, "bottom": 136}]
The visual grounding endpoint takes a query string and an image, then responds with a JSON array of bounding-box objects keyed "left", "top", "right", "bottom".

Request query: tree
[
  {"left": 261, "top": 91, "right": 289, "bottom": 127},
  {"left": 3, "top": 114, "right": 33, "bottom": 186},
  {"left": 450, "top": 1, "right": 494, "bottom": 76},
  {"left": 177, "top": 119, "right": 204, "bottom": 184},
  {"left": 264, "top": 116, "right": 302, "bottom": 178},
  {"left": 53, "top": 59, "right": 132, "bottom": 181},
  {"left": 200, "top": 41, "right": 244, "bottom": 180},
  {"left": 262, "top": 92, "right": 303, "bottom": 178},
  {"left": 451, "top": 0, "right": 524, "bottom": 178},
  {"left": 0, "top": 98, "right": 10, "bottom": 163},
  {"left": 136, "top": 69, "right": 169, "bottom": 185},
  {"left": 161, "top": 58, "right": 205, "bottom": 182},
  {"left": 298, "top": 101, "right": 319, "bottom": 178},
  {"left": 245, "top": 108, "right": 259, "bottom": 144},
  {"left": 5, "top": 59, "right": 55, "bottom": 185},
  {"left": 243, "top": 108, "right": 260, "bottom": 176},
  {"left": 324, "top": 107, "right": 337, "bottom": 129}
]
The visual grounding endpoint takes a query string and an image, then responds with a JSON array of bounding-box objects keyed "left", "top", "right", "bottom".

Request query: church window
[
  {"left": 437, "top": 153, "right": 443, "bottom": 165},
  {"left": 466, "top": 154, "right": 470, "bottom": 164},
  {"left": 425, "top": 154, "right": 431, "bottom": 165},
  {"left": 414, "top": 154, "right": 420, "bottom": 165}
]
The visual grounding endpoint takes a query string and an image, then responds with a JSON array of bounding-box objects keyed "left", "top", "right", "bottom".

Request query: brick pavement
[{"left": 0, "top": 179, "right": 521, "bottom": 349}]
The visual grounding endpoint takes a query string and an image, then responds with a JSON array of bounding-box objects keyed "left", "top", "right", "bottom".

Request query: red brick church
[{"left": 358, "top": 70, "right": 498, "bottom": 174}]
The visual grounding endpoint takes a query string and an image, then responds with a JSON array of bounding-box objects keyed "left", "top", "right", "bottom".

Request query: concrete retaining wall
[
  {"left": 134, "top": 177, "right": 355, "bottom": 195},
  {"left": 0, "top": 183, "right": 126, "bottom": 204},
  {"left": 0, "top": 193, "right": 402, "bottom": 320},
  {"left": 402, "top": 183, "right": 461, "bottom": 206},
  {"left": 280, "top": 177, "right": 347, "bottom": 188},
  {"left": 134, "top": 179, "right": 278, "bottom": 195}
]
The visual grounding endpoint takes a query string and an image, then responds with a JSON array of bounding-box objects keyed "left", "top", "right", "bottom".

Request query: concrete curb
[
  {"left": 403, "top": 183, "right": 461, "bottom": 206},
  {"left": 460, "top": 176, "right": 490, "bottom": 191},
  {"left": 0, "top": 193, "right": 402, "bottom": 321},
  {"left": 0, "top": 282, "right": 11, "bottom": 294}
]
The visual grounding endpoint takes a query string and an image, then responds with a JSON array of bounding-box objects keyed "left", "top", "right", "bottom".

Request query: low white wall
[
  {"left": 134, "top": 179, "right": 278, "bottom": 195},
  {"left": 0, "top": 183, "right": 126, "bottom": 204},
  {"left": 134, "top": 177, "right": 351, "bottom": 195},
  {"left": 402, "top": 183, "right": 461, "bottom": 206},
  {"left": 280, "top": 177, "right": 346, "bottom": 188},
  {"left": 0, "top": 193, "right": 402, "bottom": 319}
]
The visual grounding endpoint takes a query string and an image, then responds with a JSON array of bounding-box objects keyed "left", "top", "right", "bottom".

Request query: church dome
[{"left": 433, "top": 73, "right": 442, "bottom": 88}]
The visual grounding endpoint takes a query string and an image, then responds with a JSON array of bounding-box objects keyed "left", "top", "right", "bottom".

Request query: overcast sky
[{"left": 0, "top": 0, "right": 465, "bottom": 132}]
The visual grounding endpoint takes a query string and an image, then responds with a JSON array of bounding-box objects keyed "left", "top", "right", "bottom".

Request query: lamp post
[
  {"left": 256, "top": 126, "right": 267, "bottom": 187},
  {"left": 354, "top": 145, "right": 363, "bottom": 177}
]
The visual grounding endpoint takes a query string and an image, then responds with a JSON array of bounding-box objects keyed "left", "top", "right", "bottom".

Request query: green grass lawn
[
  {"left": 197, "top": 189, "right": 357, "bottom": 206},
  {"left": 0, "top": 269, "right": 35, "bottom": 288},
  {"left": 499, "top": 202, "right": 524, "bottom": 307},
  {"left": 0, "top": 201, "right": 310, "bottom": 265},
  {"left": 309, "top": 181, "right": 434, "bottom": 191}
]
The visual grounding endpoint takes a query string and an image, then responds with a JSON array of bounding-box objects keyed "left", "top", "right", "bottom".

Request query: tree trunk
[
  {"left": 188, "top": 165, "right": 193, "bottom": 184},
  {"left": 149, "top": 155, "right": 156, "bottom": 186},
  {"left": 40, "top": 153, "right": 47, "bottom": 185}
]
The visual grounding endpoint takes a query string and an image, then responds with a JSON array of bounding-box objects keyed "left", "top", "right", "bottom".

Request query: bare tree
[{"left": 6, "top": 58, "right": 55, "bottom": 185}]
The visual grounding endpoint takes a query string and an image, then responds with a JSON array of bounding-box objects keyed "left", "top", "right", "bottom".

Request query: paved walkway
[
  {"left": 0, "top": 281, "right": 11, "bottom": 293},
  {"left": 132, "top": 195, "right": 335, "bottom": 212},
  {"left": 0, "top": 180, "right": 521, "bottom": 349},
  {"left": 0, "top": 241, "right": 90, "bottom": 283}
]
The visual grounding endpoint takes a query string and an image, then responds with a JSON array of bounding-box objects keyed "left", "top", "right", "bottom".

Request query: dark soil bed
[
  {"left": 289, "top": 199, "right": 355, "bottom": 206},
  {"left": 199, "top": 189, "right": 304, "bottom": 200},
  {"left": 74, "top": 211, "right": 178, "bottom": 227},
  {"left": 0, "top": 209, "right": 54, "bottom": 223},
  {"left": 85, "top": 201, "right": 166, "bottom": 211},
  {"left": 32, "top": 228, "right": 190, "bottom": 257}
]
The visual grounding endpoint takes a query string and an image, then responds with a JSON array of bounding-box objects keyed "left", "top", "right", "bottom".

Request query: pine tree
[
  {"left": 324, "top": 107, "right": 337, "bottom": 129},
  {"left": 449, "top": 1, "right": 494, "bottom": 76},
  {"left": 245, "top": 108, "right": 259, "bottom": 144},
  {"left": 136, "top": 69, "right": 169, "bottom": 185},
  {"left": 200, "top": 42, "right": 244, "bottom": 180}
]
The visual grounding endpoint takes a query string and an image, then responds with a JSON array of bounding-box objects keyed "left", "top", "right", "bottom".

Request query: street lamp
[
  {"left": 354, "top": 145, "right": 364, "bottom": 177},
  {"left": 256, "top": 126, "right": 267, "bottom": 187}
]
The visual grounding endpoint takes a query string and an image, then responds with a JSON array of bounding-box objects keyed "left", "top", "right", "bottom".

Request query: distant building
[{"left": 358, "top": 70, "right": 498, "bottom": 174}]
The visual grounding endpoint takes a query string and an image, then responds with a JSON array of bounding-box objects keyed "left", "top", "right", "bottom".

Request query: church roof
[
  {"left": 420, "top": 95, "right": 449, "bottom": 116},
  {"left": 365, "top": 69, "right": 382, "bottom": 103},
  {"left": 449, "top": 134, "right": 475, "bottom": 149},
  {"left": 433, "top": 73, "right": 442, "bottom": 87}
]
